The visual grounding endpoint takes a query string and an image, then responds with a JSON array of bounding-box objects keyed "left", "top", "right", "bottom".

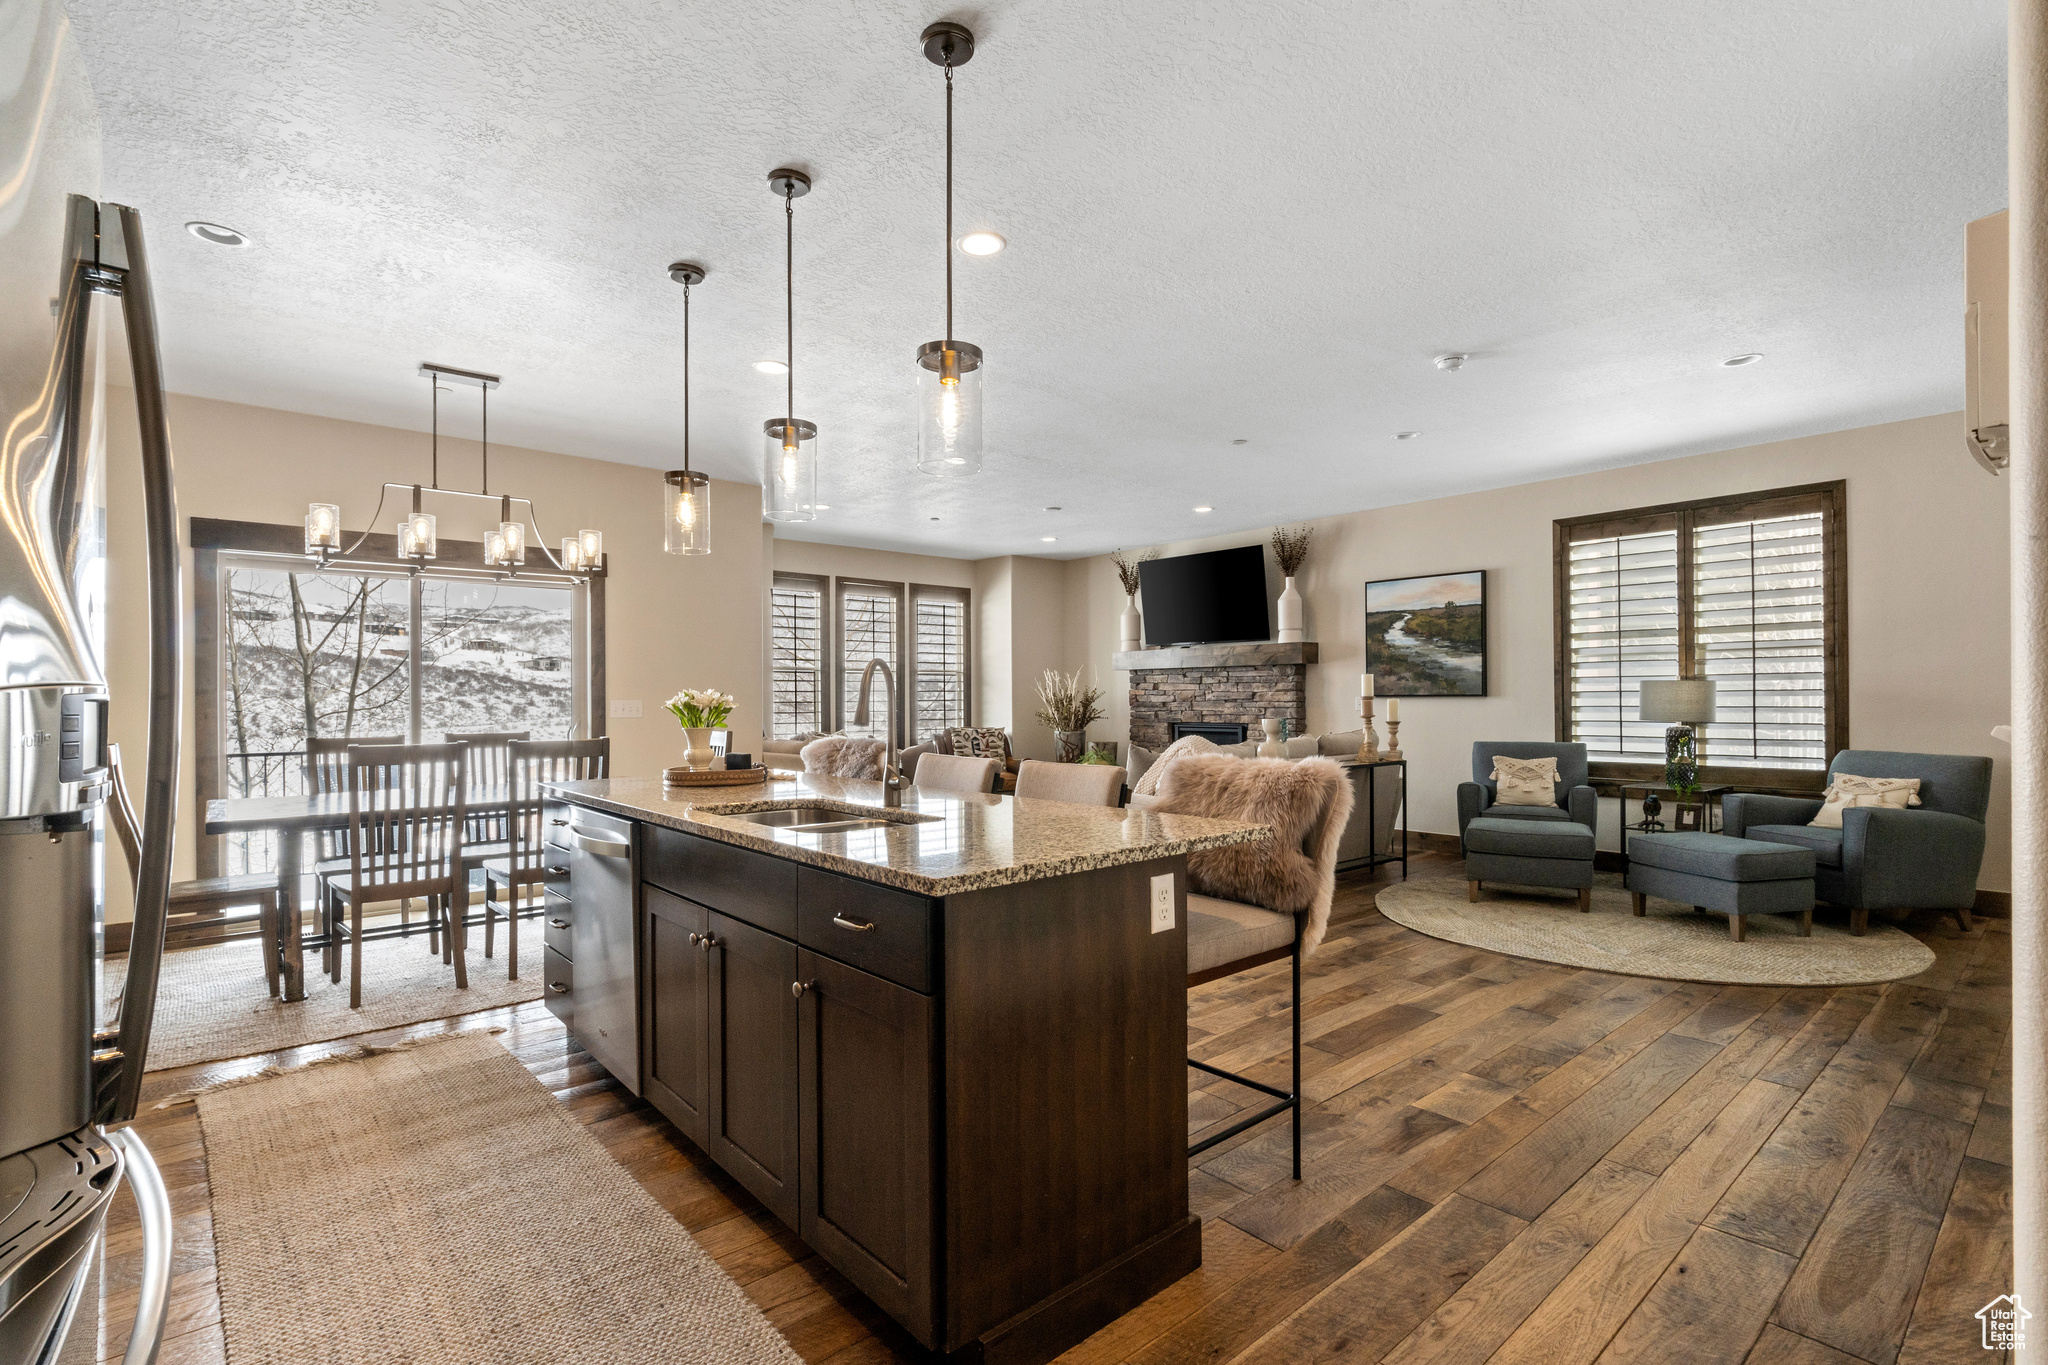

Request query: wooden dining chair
[
  {"left": 482, "top": 738, "right": 610, "bottom": 978},
  {"left": 306, "top": 735, "right": 407, "bottom": 937},
  {"left": 108, "top": 744, "right": 286, "bottom": 991},
  {"left": 322, "top": 742, "right": 468, "bottom": 1008}
]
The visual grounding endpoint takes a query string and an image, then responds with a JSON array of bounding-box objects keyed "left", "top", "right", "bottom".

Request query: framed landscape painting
[{"left": 1365, "top": 570, "right": 1488, "bottom": 696}]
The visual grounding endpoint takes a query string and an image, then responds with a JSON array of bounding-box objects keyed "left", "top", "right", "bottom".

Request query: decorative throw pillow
[
  {"left": 1216, "top": 740, "right": 1261, "bottom": 758},
  {"left": 1132, "top": 734, "right": 1221, "bottom": 798},
  {"left": 1318, "top": 730, "right": 1365, "bottom": 756},
  {"left": 1809, "top": 774, "right": 1923, "bottom": 828},
  {"left": 945, "top": 727, "right": 1010, "bottom": 762},
  {"left": 1283, "top": 735, "right": 1322, "bottom": 760},
  {"left": 1127, "top": 743, "right": 1159, "bottom": 787},
  {"left": 1491, "top": 755, "right": 1560, "bottom": 807}
]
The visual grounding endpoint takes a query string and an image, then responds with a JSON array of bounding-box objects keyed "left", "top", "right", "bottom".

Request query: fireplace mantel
[{"left": 1112, "top": 641, "right": 1319, "bottom": 671}]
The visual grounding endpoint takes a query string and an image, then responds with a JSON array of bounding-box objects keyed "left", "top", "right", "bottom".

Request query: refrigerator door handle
[
  {"left": 99, "top": 203, "right": 183, "bottom": 1127},
  {"left": 105, "top": 1127, "right": 172, "bottom": 1365}
]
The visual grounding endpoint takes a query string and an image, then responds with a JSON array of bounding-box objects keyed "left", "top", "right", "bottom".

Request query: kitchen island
[{"left": 538, "top": 773, "right": 1268, "bottom": 1364}]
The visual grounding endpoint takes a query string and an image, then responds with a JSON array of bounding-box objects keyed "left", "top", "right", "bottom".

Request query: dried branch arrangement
[
  {"left": 1034, "top": 668, "right": 1106, "bottom": 734},
  {"left": 1110, "top": 547, "right": 1160, "bottom": 598},
  {"left": 1271, "top": 525, "right": 1314, "bottom": 577}
]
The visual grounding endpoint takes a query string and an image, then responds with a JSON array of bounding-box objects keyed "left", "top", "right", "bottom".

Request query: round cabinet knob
[
  {"left": 698, "top": 933, "right": 719, "bottom": 953},
  {"left": 687, "top": 931, "right": 701, "bottom": 946},
  {"left": 791, "top": 979, "right": 817, "bottom": 999}
]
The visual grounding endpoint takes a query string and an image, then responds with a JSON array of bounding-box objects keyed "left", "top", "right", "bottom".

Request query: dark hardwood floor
[{"left": 103, "top": 850, "right": 2014, "bottom": 1364}]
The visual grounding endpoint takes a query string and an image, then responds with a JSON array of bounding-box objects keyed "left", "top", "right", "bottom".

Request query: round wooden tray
[{"left": 662, "top": 765, "right": 770, "bottom": 787}]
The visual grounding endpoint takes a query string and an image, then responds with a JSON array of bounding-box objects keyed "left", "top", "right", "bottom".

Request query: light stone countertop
[{"left": 543, "top": 772, "right": 1271, "bottom": 898}]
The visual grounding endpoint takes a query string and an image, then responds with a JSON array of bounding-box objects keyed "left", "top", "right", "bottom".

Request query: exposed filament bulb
[{"left": 677, "top": 491, "right": 698, "bottom": 528}]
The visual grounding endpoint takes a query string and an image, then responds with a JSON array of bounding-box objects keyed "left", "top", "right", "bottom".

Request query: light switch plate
[
  {"left": 1150, "top": 873, "right": 1175, "bottom": 933},
  {"left": 609, "top": 700, "right": 642, "bottom": 719}
]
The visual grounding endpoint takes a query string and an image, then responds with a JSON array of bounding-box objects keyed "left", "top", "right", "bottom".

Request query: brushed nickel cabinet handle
[
  {"left": 549, "top": 918, "right": 570, "bottom": 930},
  {"left": 547, "top": 981, "right": 570, "bottom": 994},
  {"left": 830, "top": 914, "right": 876, "bottom": 933},
  {"left": 550, "top": 818, "right": 569, "bottom": 825},
  {"left": 568, "top": 826, "right": 630, "bottom": 858},
  {"left": 547, "top": 864, "right": 570, "bottom": 876},
  {"left": 791, "top": 979, "right": 816, "bottom": 999}
]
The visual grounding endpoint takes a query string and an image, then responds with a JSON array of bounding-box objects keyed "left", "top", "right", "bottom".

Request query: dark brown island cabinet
[{"left": 539, "top": 791, "right": 1222, "bottom": 1364}]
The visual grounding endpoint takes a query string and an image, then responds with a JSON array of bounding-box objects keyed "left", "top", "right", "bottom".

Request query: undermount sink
[{"left": 714, "top": 803, "right": 938, "bottom": 834}]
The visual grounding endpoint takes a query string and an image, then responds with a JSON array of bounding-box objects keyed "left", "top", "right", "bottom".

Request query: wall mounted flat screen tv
[{"left": 1138, "top": 545, "right": 1270, "bottom": 646}]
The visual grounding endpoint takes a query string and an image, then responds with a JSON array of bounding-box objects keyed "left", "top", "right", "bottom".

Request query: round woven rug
[{"left": 1374, "top": 875, "right": 1936, "bottom": 986}]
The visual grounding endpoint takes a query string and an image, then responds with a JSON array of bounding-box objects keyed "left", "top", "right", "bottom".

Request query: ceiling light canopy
[
  {"left": 664, "top": 261, "right": 711, "bottom": 555},
  {"left": 763, "top": 168, "right": 819, "bottom": 523},
  {"left": 185, "top": 221, "right": 248, "bottom": 247},
  {"left": 1434, "top": 353, "right": 1467, "bottom": 371},
  {"left": 1395, "top": 431, "right": 1421, "bottom": 440},
  {"left": 1722, "top": 353, "right": 1765, "bottom": 367},
  {"left": 914, "top": 21, "right": 986, "bottom": 478},
  {"left": 959, "top": 231, "right": 1005, "bottom": 255}
]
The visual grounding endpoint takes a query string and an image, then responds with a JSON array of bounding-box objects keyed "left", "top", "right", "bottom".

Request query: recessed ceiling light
[
  {"left": 185, "top": 221, "right": 249, "bottom": 248},
  {"left": 1041, "top": 536, "right": 1058, "bottom": 542},
  {"left": 753, "top": 360, "right": 789, "bottom": 374},
  {"left": 1395, "top": 431, "right": 1421, "bottom": 440},
  {"left": 929, "top": 516, "right": 940, "bottom": 521},
  {"left": 959, "top": 231, "right": 1006, "bottom": 255},
  {"left": 1232, "top": 439, "right": 1248, "bottom": 446},
  {"left": 1193, "top": 506, "right": 1213, "bottom": 514},
  {"left": 1043, "top": 505, "right": 1061, "bottom": 511},
  {"left": 1722, "top": 353, "right": 1764, "bottom": 367},
  {"left": 1434, "top": 353, "right": 1467, "bottom": 371}
]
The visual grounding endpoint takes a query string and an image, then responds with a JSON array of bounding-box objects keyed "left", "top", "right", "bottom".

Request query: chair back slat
[
  {"left": 445, "top": 730, "right": 530, "bottom": 845},
  {"left": 347, "top": 742, "right": 467, "bottom": 894},
  {"left": 507, "top": 738, "right": 610, "bottom": 872}
]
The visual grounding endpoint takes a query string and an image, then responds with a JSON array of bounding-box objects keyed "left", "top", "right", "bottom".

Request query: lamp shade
[{"left": 1638, "top": 678, "right": 1717, "bottom": 725}]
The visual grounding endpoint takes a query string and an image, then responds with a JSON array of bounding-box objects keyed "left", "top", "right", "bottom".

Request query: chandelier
[{"left": 302, "top": 364, "right": 602, "bottom": 578}]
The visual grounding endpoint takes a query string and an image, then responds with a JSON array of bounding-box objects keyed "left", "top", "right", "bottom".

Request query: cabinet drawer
[
  {"left": 797, "top": 866, "right": 935, "bottom": 994},
  {"left": 644, "top": 826, "right": 797, "bottom": 938},
  {"left": 544, "top": 801, "right": 573, "bottom": 853},
  {"left": 543, "top": 891, "right": 572, "bottom": 958},
  {"left": 542, "top": 945, "right": 574, "bottom": 1027}
]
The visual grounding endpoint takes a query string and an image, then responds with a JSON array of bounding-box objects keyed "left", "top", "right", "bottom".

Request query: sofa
[
  {"left": 765, "top": 728, "right": 1020, "bottom": 789},
  {"left": 1723, "top": 748, "right": 1993, "bottom": 934}
]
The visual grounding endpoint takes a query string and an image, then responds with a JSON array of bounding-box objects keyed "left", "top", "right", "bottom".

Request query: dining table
[{"left": 204, "top": 785, "right": 514, "bottom": 1002}]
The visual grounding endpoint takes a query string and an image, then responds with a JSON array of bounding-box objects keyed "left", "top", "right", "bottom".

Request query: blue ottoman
[
  {"left": 1627, "top": 832, "right": 1815, "bottom": 941},
  {"left": 1464, "top": 817, "right": 1596, "bottom": 910}
]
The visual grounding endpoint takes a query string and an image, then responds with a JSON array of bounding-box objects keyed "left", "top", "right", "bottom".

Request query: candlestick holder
[
  {"left": 1355, "top": 696, "right": 1381, "bottom": 763},
  {"left": 1382, "top": 718, "right": 1403, "bottom": 762}
]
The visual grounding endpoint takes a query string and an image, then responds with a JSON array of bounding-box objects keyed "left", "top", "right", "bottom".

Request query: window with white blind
[
  {"left": 1554, "top": 482, "right": 1844, "bottom": 789},
  {"left": 769, "top": 572, "right": 827, "bottom": 738},
  {"left": 909, "top": 584, "right": 971, "bottom": 738},
  {"left": 836, "top": 578, "right": 903, "bottom": 741}
]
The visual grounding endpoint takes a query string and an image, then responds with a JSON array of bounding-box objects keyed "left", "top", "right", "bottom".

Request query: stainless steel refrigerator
[{"left": 0, "top": 0, "right": 184, "bottom": 1361}]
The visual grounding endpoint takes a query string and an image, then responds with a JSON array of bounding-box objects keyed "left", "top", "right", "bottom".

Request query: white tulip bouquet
[{"left": 665, "top": 688, "right": 735, "bottom": 729}]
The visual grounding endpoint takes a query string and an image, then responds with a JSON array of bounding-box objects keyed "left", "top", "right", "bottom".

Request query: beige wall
[
  {"left": 104, "top": 390, "right": 765, "bottom": 916},
  {"left": 771, "top": 537, "right": 976, "bottom": 590},
  {"left": 1065, "top": 412, "right": 2014, "bottom": 889}
]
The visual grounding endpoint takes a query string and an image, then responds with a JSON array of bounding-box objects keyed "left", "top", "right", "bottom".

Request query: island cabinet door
[
  {"left": 641, "top": 886, "right": 709, "bottom": 1146},
  {"left": 707, "top": 910, "right": 800, "bottom": 1227},
  {"left": 796, "top": 949, "right": 936, "bottom": 1346}
]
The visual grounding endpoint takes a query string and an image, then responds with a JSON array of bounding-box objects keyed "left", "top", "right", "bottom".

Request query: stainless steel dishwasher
[{"left": 562, "top": 807, "right": 642, "bottom": 1094}]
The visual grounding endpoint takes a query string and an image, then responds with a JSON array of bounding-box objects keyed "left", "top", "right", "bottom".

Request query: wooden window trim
[
  {"left": 908, "top": 582, "right": 973, "bottom": 735},
  {"left": 1552, "top": 480, "right": 1846, "bottom": 795}
]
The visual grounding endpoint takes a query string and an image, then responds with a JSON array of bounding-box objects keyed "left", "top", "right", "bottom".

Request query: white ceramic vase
[
  {"left": 1277, "top": 576, "right": 1304, "bottom": 642},
  {"left": 1257, "top": 718, "right": 1287, "bottom": 758},
  {"left": 1120, "top": 598, "right": 1142, "bottom": 651},
  {"left": 683, "top": 726, "right": 715, "bottom": 771}
]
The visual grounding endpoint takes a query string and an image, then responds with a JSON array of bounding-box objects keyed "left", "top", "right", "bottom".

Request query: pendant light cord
[
  {"left": 786, "top": 183, "right": 795, "bottom": 435},
  {"left": 945, "top": 60, "right": 954, "bottom": 346},
  {"left": 682, "top": 277, "right": 691, "bottom": 475}
]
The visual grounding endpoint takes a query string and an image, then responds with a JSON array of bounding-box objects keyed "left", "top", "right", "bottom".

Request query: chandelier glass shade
[{"left": 397, "top": 510, "right": 436, "bottom": 560}]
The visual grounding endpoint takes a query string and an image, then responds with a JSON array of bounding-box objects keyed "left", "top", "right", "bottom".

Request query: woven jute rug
[
  {"left": 1375, "top": 874, "right": 1936, "bottom": 986},
  {"left": 117, "top": 932, "right": 541, "bottom": 1072},
  {"left": 198, "top": 1031, "right": 800, "bottom": 1365}
]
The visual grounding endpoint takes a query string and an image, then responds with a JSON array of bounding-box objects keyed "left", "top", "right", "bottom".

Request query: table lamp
[{"left": 1638, "top": 678, "right": 1716, "bottom": 794}]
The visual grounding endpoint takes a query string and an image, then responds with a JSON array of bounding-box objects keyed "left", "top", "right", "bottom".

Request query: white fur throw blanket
[
  {"left": 800, "top": 735, "right": 886, "bottom": 779},
  {"left": 1151, "top": 754, "right": 1354, "bottom": 956}
]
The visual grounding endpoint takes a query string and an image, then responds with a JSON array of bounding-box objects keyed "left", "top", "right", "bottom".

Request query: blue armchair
[
  {"left": 1724, "top": 749, "right": 1993, "bottom": 935},
  {"left": 1456, "top": 741, "right": 1598, "bottom": 847}
]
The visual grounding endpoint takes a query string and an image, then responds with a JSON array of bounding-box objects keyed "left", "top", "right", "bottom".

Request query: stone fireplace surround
[{"left": 1114, "top": 642, "right": 1320, "bottom": 753}]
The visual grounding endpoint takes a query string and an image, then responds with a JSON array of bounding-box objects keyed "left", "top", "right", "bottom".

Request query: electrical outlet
[
  {"left": 609, "top": 700, "right": 642, "bottom": 719},
  {"left": 1150, "top": 873, "right": 1176, "bottom": 933}
]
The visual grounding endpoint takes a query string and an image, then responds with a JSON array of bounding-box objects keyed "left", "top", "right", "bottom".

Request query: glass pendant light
[
  {"left": 396, "top": 485, "right": 436, "bottom": 560},
  {"left": 664, "top": 261, "right": 713, "bottom": 554},
  {"left": 914, "top": 22, "right": 984, "bottom": 477},
  {"left": 762, "top": 168, "right": 818, "bottom": 522}
]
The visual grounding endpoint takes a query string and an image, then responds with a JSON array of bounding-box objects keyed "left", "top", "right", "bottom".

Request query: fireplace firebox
[{"left": 1171, "top": 721, "right": 1250, "bottom": 745}]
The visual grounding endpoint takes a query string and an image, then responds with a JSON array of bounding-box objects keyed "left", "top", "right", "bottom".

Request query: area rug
[
  {"left": 1373, "top": 874, "right": 1936, "bottom": 986},
  {"left": 116, "top": 933, "right": 542, "bottom": 1072},
  {"left": 198, "top": 1031, "right": 800, "bottom": 1365}
]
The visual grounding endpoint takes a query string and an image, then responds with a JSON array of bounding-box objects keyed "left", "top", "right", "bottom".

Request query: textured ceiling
[{"left": 69, "top": 0, "right": 2006, "bottom": 558}]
